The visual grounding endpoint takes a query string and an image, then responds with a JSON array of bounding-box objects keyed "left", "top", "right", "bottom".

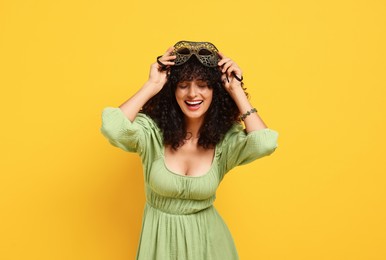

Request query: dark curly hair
[{"left": 141, "top": 56, "right": 247, "bottom": 150}]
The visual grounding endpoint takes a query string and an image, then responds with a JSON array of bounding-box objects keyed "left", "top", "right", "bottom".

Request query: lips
[
  {"left": 185, "top": 100, "right": 203, "bottom": 106},
  {"left": 185, "top": 100, "right": 203, "bottom": 110}
]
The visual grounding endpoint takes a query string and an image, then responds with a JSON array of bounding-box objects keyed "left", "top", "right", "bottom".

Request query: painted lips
[{"left": 185, "top": 100, "right": 203, "bottom": 111}]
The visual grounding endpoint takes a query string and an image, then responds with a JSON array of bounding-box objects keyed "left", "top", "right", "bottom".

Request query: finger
[
  {"left": 161, "top": 61, "right": 175, "bottom": 65},
  {"left": 220, "top": 60, "right": 232, "bottom": 73},
  {"left": 218, "top": 57, "right": 231, "bottom": 67},
  {"left": 158, "top": 55, "right": 176, "bottom": 63},
  {"left": 223, "top": 61, "right": 241, "bottom": 77},
  {"left": 226, "top": 65, "right": 234, "bottom": 76},
  {"left": 232, "top": 68, "right": 243, "bottom": 79},
  {"left": 226, "top": 66, "right": 238, "bottom": 79},
  {"left": 221, "top": 74, "right": 229, "bottom": 85},
  {"left": 232, "top": 72, "right": 243, "bottom": 82},
  {"left": 163, "top": 55, "right": 176, "bottom": 61},
  {"left": 225, "top": 64, "right": 241, "bottom": 80},
  {"left": 221, "top": 60, "right": 233, "bottom": 73},
  {"left": 226, "top": 64, "right": 241, "bottom": 75},
  {"left": 157, "top": 62, "right": 174, "bottom": 68},
  {"left": 158, "top": 54, "right": 176, "bottom": 65},
  {"left": 230, "top": 68, "right": 243, "bottom": 81},
  {"left": 228, "top": 63, "right": 242, "bottom": 77},
  {"left": 156, "top": 58, "right": 173, "bottom": 71},
  {"left": 165, "top": 46, "right": 175, "bottom": 54}
]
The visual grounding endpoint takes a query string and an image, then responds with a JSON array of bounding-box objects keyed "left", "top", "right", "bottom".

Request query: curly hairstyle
[{"left": 141, "top": 55, "right": 247, "bottom": 150}]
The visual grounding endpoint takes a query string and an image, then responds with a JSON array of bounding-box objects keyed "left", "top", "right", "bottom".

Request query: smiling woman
[
  {"left": 175, "top": 80, "right": 213, "bottom": 120},
  {"left": 100, "top": 41, "right": 279, "bottom": 260},
  {"left": 142, "top": 51, "right": 240, "bottom": 150}
]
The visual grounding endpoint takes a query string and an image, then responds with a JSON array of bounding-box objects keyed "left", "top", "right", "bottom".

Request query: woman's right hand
[{"left": 147, "top": 46, "right": 176, "bottom": 94}]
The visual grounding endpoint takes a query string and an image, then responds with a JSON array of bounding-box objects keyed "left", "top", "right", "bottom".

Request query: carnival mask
[{"left": 172, "top": 41, "right": 220, "bottom": 67}]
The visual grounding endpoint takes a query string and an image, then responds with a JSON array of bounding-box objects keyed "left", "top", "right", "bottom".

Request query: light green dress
[{"left": 100, "top": 107, "right": 279, "bottom": 260}]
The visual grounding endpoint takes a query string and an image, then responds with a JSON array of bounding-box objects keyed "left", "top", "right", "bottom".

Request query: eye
[
  {"left": 177, "top": 48, "right": 190, "bottom": 55},
  {"left": 198, "top": 49, "right": 212, "bottom": 55},
  {"left": 195, "top": 79, "right": 208, "bottom": 88},
  {"left": 177, "top": 84, "right": 188, "bottom": 89}
]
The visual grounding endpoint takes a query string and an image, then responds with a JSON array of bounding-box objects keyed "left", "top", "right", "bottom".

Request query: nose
[{"left": 187, "top": 85, "right": 197, "bottom": 98}]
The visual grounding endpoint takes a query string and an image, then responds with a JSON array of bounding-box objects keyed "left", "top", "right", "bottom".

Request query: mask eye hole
[
  {"left": 198, "top": 49, "right": 212, "bottom": 55},
  {"left": 177, "top": 48, "right": 190, "bottom": 55}
]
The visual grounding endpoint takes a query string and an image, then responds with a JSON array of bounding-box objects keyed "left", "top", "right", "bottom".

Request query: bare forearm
[
  {"left": 228, "top": 87, "right": 268, "bottom": 133},
  {"left": 118, "top": 50, "right": 175, "bottom": 121},
  {"left": 118, "top": 81, "right": 160, "bottom": 122}
]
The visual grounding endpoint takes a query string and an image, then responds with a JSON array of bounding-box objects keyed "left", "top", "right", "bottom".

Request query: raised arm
[
  {"left": 119, "top": 46, "right": 176, "bottom": 122},
  {"left": 217, "top": 52, "right": 268, "bottom": 133}
]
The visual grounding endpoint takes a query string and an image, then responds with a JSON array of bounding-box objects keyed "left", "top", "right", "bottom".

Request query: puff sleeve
[
  {"left": 100, "top": 107, "right": 159, "bottom": 155},
  {"left": 218, "top": 124, "right": 279, "bottom": 174}
]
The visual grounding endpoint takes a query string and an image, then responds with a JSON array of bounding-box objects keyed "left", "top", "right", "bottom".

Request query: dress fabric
[{"left": 100, "top": 107, "right": 279, "bottom": 260}]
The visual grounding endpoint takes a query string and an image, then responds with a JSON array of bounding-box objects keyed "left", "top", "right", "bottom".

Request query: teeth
[{"left": 186, "top": 101, "right": 203, "bottom": 105}]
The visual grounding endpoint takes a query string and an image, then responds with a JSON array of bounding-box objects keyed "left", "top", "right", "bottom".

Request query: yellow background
[{"left": 1, "top": 0, "right": 385, "bottom": 259}]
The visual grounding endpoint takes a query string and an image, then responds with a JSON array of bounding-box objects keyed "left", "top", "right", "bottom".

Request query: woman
[{"left": 100, "top": 41, "right": 279, "bottom": 260}]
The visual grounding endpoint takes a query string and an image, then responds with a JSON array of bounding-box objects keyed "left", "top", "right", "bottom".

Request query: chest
[{"left": 164, "top": 144, "right": 215, "bottom": 177}]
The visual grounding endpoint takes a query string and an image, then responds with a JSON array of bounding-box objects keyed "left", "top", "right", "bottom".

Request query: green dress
[{"left": 100, "top": 107, "right": 279, "bottom": 260}]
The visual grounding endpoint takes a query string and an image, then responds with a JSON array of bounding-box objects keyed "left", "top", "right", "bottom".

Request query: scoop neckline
[{"left": 161, "top": 144, "right": 218, "bottom": 179}]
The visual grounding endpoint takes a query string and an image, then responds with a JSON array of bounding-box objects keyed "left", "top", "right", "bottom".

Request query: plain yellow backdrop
[{"left": 1, "top": 0, "right": 385, "bottom": 259}]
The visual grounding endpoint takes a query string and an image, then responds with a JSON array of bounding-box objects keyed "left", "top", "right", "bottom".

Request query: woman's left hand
[{"left": 217, "top": 52, "right": 243, "bottom": 93}]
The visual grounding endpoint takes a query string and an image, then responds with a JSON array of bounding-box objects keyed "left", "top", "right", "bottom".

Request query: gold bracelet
[{"left": 240, "top": 108, "right": 257, "bottom": 121}]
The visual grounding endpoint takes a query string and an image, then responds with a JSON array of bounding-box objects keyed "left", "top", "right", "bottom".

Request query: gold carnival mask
[{"left": 172, "top": 41, "right": 220, "bottom": 67}]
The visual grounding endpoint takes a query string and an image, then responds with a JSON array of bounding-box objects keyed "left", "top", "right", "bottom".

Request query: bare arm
[
  {"left": 217, "top": 52, "right": 268, "bottom": 133},
  {"left": 225, "top": 86, "right": 268, "bottom": 132},
  {"left": 118, "top": 78, "right": 161, "bottom": 122},
  {"left": 118, "top": 46, "right": 176, "bottom": 122}
]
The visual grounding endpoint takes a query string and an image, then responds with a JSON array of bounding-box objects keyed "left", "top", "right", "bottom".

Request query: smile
[
  {"left": 184, "top": 100, "right": 203, "bottom": 111},
  {"left": 185, "top": 100, "right": 203, "bottom": 106}
]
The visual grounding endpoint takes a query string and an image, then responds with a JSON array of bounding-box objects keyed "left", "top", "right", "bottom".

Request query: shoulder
[
  {"left": 101, "top": 107, "right": 163, "bottom": 141},
  {"left": 217, "top": 123, "right": 279, "bottom": 155},
  {"left": 215, "top": 123, "right": 245, "bottom": 155},
  {"left": 134, "top": 112, "right": 160, "bottom": 130},
  {"left": 131, "top": 112, "right": 164, "bottom": 143},
  {"left": 221, "top": 123, "right": 246, "bottom": 143}
]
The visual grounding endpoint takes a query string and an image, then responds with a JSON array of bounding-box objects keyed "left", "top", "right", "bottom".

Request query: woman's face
[{"left": 175, "top": 79, "right": 213, "bottom": 121}]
